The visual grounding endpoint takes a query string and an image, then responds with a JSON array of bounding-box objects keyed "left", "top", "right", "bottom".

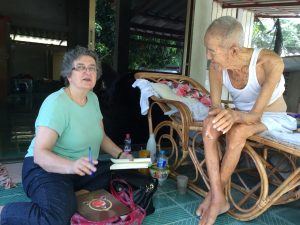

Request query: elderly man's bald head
[{"left": 205, "top": 16, "right": 244, "bottom": 49}]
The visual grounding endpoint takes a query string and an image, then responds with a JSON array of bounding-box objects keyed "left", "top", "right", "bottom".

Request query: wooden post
[{"left": 0, "top": 17, "right": 10, "bottom": 108}]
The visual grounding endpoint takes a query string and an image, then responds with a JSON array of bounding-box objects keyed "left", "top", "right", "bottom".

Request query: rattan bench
[{"left": 134, "top": 71, "right": 300, "bottom": 221}]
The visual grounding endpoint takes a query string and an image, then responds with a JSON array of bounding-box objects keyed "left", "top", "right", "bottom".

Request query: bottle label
[
  {"left": 124, "top": 145, "right": 131, "bottom": 152},
  {"left": 157, "top": 158, "right": 167, "bottom": 169},
  {"left": 124, "top": 136, "right": 131, "bottom": 152}
]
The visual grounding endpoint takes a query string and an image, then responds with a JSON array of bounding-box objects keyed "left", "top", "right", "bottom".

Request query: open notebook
[{"left": 110, "top": 158, "right": 152, "bottom": 170}]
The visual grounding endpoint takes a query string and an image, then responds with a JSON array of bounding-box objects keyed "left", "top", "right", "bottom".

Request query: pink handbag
[{"left": 70, "top": 179, "right": 146, "bottom": 225}]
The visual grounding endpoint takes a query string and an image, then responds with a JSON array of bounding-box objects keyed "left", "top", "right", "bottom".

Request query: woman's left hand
[{"left": 120, "top": 152, "right": 134, "bottom": 161}]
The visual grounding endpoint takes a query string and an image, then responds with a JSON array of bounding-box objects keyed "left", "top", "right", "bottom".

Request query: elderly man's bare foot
[
  {"left": 196, "top": 192, "right": 211, "bottom": 217},
  {"left": 199, "top": 199, "right": 230, "bottom": 225}
]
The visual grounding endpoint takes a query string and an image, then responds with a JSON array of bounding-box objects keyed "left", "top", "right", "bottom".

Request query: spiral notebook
[{"left": 76, "top": 189, "right": 131, "bottom": 222}]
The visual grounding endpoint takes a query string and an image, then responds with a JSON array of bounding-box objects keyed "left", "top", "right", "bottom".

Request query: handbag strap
[{"left": 110, "top": 178, "right": 135, "bottom": 209}]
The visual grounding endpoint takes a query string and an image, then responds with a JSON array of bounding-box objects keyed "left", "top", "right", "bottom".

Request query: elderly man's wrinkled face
[{"left": 204, "top": 33, "right": 231, "bottom": 69}]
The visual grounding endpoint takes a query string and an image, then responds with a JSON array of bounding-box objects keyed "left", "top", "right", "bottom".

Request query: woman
[{"left": 0, "top": 46, "right": 133, "bottom": 225}]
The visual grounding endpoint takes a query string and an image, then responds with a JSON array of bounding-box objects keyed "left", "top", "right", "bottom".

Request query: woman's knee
[
  {"left": 1, "top": 199, "right": 77, "bottom": 225},
  {"left": 32, "top": 182, "right": 77, "bottom": 225},
  {"left": 41, "top": 195, "right": 77, "bottom": 225}
]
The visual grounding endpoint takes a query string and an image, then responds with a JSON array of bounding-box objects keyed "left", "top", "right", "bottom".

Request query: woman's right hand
[{"left": 71, "top": 157, "right": 98, "bottom": 176}]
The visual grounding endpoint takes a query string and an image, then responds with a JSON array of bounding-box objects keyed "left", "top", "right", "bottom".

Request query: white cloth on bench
[
  {"left": 132, "top": 79, "right": 159, "bottom": 115},
  {"left": 259, "top": 131, "right": 300, "bottom": 148},
  {"left": 260, "top": 112, "right": 300, "bottom": 147},
  {"left": 261, "top": 112, "right": 297, "bottom": 133}
]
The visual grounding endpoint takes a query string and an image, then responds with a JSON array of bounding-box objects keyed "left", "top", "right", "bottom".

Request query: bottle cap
[
  {"left": 160, "top": 150, "right": 165, "bottom": 154},
  {"left": 126, "top": 133, "right": 130, "bottom": 138}
]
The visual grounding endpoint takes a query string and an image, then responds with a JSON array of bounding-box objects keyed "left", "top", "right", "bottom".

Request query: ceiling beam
[
  {"left": 130, "top": 29, "right": 184, "bottom": 42},
  {"left": 130, "top": 23, "right": 184, "bottom": 35},
  {"left": 221, "top": 2, "right": 300, "bottom": 9},
  {"left": 255, "top": 14, "right": 300, "bottom": 18}
]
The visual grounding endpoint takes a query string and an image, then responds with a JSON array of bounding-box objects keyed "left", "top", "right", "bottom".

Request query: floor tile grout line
[
  {"left": 163, "top": 192, "right": 199, "bottom": 218},
  {"left": 167, "top": 217, "right": 199, "bottom": 225},
  {"left": 0, "top": 194, "right": 27, "bottom": 200},
  {"left": 259, "top": 209, "right": 298, "bottom": 225}
]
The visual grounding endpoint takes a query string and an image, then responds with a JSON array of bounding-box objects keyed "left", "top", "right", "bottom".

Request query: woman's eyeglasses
[{"left": 72, "top": 64, "right": 97, "bottom": 73}]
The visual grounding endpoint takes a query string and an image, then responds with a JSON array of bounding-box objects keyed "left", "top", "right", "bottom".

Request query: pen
[{"left": 89, "top": 146, "right": 93, "bottom": 176}]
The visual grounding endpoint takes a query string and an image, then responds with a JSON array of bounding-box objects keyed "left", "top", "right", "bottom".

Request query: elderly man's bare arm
[
  {"left": 208, "top": 63, "right": 223, "bottom": 110},
  {"left": 251, "top": 49, "right": 285, "bottom": 113}
]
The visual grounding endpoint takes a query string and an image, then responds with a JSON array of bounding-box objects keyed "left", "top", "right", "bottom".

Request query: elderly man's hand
[{"left": 209, "top": 108, "right": 236, "bottom": 134}]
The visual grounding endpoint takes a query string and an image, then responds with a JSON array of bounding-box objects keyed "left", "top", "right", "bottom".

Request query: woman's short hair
[
  {"left": 206, "top": 16, "right": 245, "bottom": 48},
  {"left": 60, "top": 46, "right": 102, "bottom": 86}
]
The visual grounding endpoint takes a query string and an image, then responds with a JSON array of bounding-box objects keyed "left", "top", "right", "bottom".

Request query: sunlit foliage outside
[
  {"left": 95, "top": 0, "right": 183, "bottom": 73},
  {"left": 128, "top": 35, "right": 182, "bottom": 72},
  {"left": 252, "top": 18, "right": 300, "bottom": 56}
]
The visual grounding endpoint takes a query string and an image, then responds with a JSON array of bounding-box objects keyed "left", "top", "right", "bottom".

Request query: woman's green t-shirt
[{"left": 26, "top": 88, "right": 103, "bottom": 160}]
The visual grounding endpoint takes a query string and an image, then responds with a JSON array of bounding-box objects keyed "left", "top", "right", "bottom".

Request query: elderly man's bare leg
[
  {"left": 198, "top": 123, "right": 266, "bottom": 225},
  {"left": 198, "top": 122, "right": 270, "bottom": 224},
  {"left": 197, "top": 122, "right": 224, "bottom": 223},
  {"left": 196, "top": 115, "right": 223, "bottom": 217},
  {"left": 220, "top": 123, "right": 267, "bottom": 185}
]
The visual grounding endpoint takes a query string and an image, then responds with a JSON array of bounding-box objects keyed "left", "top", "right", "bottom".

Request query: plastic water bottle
[
  {"left": 157, "top": 150, "right": 168, "bottom": 169},
  {"left": 123, "top": 133, "right": 131, "bottom": 153},
  {"left": 146, "top": 133, "right": 156, "bottom": 163}
]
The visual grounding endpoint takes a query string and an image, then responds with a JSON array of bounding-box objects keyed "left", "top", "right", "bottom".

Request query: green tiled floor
[
  {"left": 1, "top": 179, "right": 300, "bottom": 224},
  {"left": 0, "top": 184, "right": 30, "bottom": 205},
  {"left": 144, "top": 179, "right": 300, "bottom": 225}
]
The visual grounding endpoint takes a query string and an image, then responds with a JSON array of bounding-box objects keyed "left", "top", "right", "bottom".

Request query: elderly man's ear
[{"left": 230, "top": 46, "right": 240, "bottom": 57}]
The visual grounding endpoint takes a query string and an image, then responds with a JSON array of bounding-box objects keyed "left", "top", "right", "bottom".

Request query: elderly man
[{"left": 197, "top": 16, "right": 296, "bottom": 225}]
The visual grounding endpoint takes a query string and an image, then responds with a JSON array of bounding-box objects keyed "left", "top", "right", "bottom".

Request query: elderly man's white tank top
[{"left": 222, "top": 48, "right": 285, "bottom": 111}]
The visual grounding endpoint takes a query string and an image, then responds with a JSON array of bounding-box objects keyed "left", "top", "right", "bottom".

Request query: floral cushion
[
  {"left": 158, "top": 80, "right": 211, "bottom": 107},
  {"left": 151, "top": 81, "right": 210, "bottom": 121},
  {"left": 0, "top": 163, "right": 16, "bottom": 189},
  {"left": 151, "top": 83, "right": 196, "bottom": 104}
]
